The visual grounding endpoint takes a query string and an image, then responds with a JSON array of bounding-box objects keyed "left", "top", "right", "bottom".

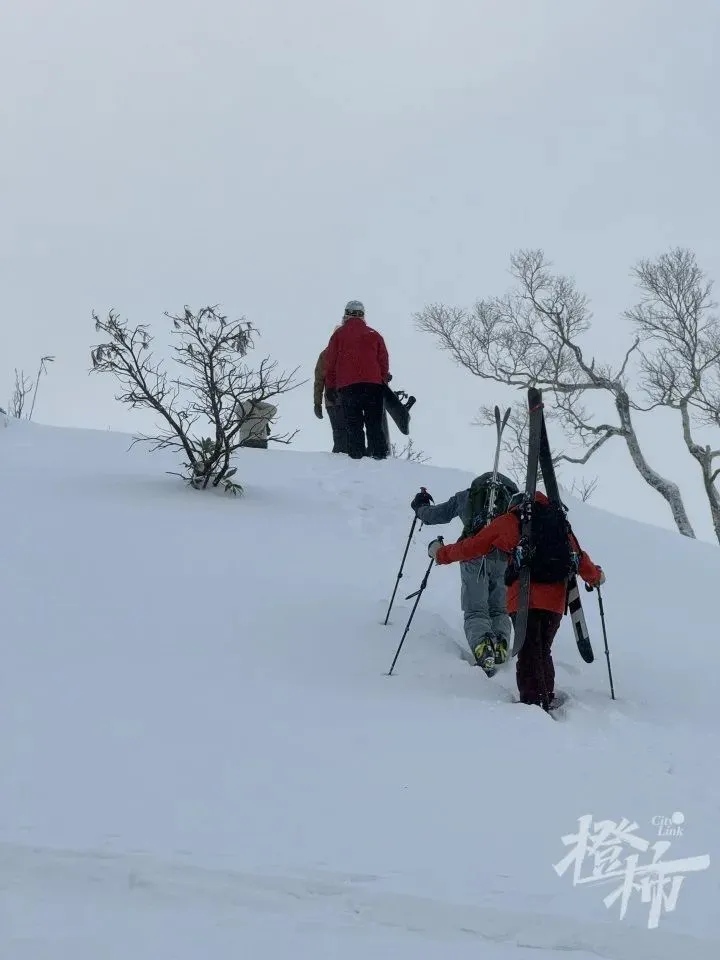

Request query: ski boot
[
  {"left": 473, "top": 636, "right": 497, "bottom": 677},
  {"left": 493, "top": 636, "right": 509, "bottom": 666}
]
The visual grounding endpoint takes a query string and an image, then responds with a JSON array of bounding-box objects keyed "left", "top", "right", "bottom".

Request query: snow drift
[{"left": 1, "top": 419, "right": 718, "bottom": 958}]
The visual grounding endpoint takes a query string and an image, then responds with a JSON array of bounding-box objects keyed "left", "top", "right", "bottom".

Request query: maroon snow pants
[{"left": 511, "top": 610, "right": 563, "bottom": 708}]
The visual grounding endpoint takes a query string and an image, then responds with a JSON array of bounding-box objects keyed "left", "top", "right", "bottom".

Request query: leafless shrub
[{"left": 91, "top": 306, "right": 302, "bottom": 494}]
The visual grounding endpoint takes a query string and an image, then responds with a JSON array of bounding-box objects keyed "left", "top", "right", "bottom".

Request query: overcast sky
[{"left": 2, "top": 0, "right": 719, "bottom": 539}]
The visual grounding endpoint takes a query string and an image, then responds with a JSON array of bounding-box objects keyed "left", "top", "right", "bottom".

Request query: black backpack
[
  {"left": 510, "top": 499, "right": 576, "bottom": 584},
  {"left": 460, "top": 472, "right": 519, "bottom": 540}
]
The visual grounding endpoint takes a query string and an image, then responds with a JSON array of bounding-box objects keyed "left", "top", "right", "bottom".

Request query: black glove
[
  {"left": 314, "top": 404, "right": 323, "bottom": 419},
  {"left": 325, "top": 388, "right": 338, "bottom": 404},
  {"left": 411, "top": 487, "right": 433, "bottom": 512}
]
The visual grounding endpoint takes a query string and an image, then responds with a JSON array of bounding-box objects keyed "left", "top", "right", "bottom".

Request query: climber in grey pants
[
  {"left": 459, "top": 550, "right": 510, "bottom": 649},
  {"left": 411, "top": 483, "right": 514, "bottom": 662}
]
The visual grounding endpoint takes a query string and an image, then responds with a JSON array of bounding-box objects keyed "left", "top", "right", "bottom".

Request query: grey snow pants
[{"left": 460, "top": 549, "right": 511, "bottom": 653}]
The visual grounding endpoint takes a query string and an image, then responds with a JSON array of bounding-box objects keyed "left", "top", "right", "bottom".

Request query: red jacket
[
  {"left": 324, "top": 317, "right": 389, "bottom": 390},
  {"left": 434, "top": 493, "right": 602, "bottom": 615}
]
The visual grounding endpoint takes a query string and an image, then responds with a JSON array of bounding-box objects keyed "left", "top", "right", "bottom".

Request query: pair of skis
[
  {"left": 511, "top": 388, "right": 594, "bottom": 665},
  {"left": 478, "top": 406, "right": 512, "bottom": 579},
  {"left": 487, "top": 405, "right": 512, "bottom": 519}
]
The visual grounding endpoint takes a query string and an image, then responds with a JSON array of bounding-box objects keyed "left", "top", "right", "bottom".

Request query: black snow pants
[
  {"left": 339, "top": 382, "right": 388, "bottom": 460},
  {"left": 511, "top": 610, "right": 563, "bottom": 709}
]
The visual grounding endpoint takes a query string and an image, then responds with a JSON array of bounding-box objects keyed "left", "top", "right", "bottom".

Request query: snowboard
[{"left": 383, "top": 385, "right": 415, "bottom": 436}]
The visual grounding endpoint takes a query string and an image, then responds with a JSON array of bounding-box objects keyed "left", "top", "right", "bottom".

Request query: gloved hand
[
  {"left": 411, "top": 487, "right": 433, "bottom": 511},
  {"left": 593, "top": 567, "right": 606, "bottom": 586},
  {"left": 325, "top": 388, "right": 338, "bottom": 404},
  {"left": 386, "top": 373, "right": 393, "bottom": 383},
  {"left": 314, "top": 404, "right": 323, "bottom": 420},
  {"left": 428, "top": 537, "right": 444, "bottom": 561}
]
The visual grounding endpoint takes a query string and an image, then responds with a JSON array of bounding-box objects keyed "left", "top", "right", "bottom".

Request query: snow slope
[{"left": 1, "top": 420, "right": 719, "bottom": 958}]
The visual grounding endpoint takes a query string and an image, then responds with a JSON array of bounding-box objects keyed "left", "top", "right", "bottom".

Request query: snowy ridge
[{"left": 2, "top": 420, "right": 718, "bottom": 958}]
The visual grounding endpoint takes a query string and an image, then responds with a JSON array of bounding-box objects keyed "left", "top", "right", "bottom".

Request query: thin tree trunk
[
  {"left": 700, "top": 470, "right": 720, "bottom": 544},
  {"left": 679, "top": 401, "right": 720, "bottom": 545},
  {"left": 615, "top": 390, "right": 696, "bottom": 538}
]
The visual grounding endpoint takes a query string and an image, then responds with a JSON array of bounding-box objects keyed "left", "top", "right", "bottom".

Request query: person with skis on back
[
  {"left": 426, "top": 491, "right": 605, "bottom": 709},
  {"left": 411, "top": 471, "right": 519, "bottom": 675},
  {"left": 314, "top": 344, "right": 348, "bottom": 454},
  {"left": 323, "top": 301, "right": 390, "bottom": 460}
]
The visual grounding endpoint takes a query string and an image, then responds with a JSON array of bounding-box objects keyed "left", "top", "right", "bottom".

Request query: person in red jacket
[
  {"left": 427, "top": 492, "right": 605, "bottom": 709},
  {"left": 324, "top": 301, "right": 390, "bottom": 460}
]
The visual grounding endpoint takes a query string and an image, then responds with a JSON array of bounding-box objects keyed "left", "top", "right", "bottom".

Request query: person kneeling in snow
[{"left": 427, "top": 492, "right": 605, "bottom": 710}]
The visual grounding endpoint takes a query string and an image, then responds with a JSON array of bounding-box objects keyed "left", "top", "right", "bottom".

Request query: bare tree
[
  {"left": 9, "top": 369, "right": 33, "bottom": 419},
  {"left": 566, "top": 475, "right": 599, "bottom": 503},
  {"left": 474, "top": 402, "right": 598, "bottom": 500},
  {"left": 416, "top": 249, "right": 695, "bottom": 537},
  {"left": 390, "top": 438, "right": 430, "bottom": 463},
  {"left": 91, "top": 306, "right": 302, "bottom": 494},
  {"left": 8, "top": 356, "right": 55, "bottom": 420},
  {"left": 627, "top": 249, "right": 720, "bottom": 542}
]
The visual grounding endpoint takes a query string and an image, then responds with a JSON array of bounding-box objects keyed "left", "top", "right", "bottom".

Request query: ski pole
[
  {"left": 586, "top": 583, "right": 615, "bottom": 699},
  {"left": 596, "top": 585, "right": 615, "bottom": 700},
  {"left": 383, "top": 496, "right": 425, "bottom": 625},
  {"left": 387, "top": 538, "right": 443, "bottom": 675}
]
